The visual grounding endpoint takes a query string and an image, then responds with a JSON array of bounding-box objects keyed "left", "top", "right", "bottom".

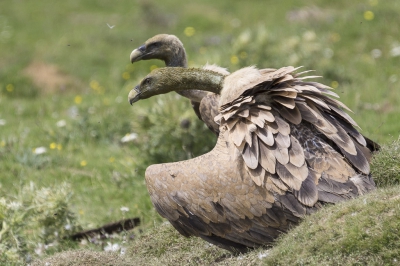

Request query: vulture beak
[
  {"left": 128, "top": 85, "right": 140, "bottom": 105},
  {"left": 130, "top": 45, "right": 146, "bottom": 63}
]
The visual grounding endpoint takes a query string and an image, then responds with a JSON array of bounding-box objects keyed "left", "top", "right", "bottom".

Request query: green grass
[
  {"left": 32, "top": 184, "right": 400, "bottom": 266},
  {"left": 0, "top": 0, "right": 400, "bottom": 264}
]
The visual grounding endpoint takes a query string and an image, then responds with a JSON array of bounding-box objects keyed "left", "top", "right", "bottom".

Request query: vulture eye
[
  {"left": 143, "top": 78, "right": 151, "bottom": 85},
  {"left": 148, "top": 42, "right": 161, "bottom": 49}
]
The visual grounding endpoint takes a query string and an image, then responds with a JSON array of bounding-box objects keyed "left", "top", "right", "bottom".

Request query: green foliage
[
  {"left": 371, "top": 138, "right": 400, "bottom": 187},
  {"left": 129, "top": 93, "right": 216, "bottom": 171},
  {"left": 0, "top": 182, "right": 80, "bottom": 265},
  {"left": 34, "top": 185, "right": 400, "bottom": 266}
]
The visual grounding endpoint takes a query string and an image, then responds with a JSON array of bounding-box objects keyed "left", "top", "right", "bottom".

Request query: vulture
[
  {"left": 130, "top": 34, "right": 224, "bottom": 135},
  {"left": 128, "top": 66, "right": 378, "bottom": 252}
]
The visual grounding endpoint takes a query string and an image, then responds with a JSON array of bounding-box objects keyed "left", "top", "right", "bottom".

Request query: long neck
[
  {"left": 163, "top": 45, "right": 210, "bottom": 101},
  {"left": 165, "top": 46, "right": 188, "bottom": 67},
  {"left": 158, "top": 68, "right": 224, "bottom": 96}
]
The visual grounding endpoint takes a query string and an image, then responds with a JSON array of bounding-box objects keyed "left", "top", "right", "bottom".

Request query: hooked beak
[
  {"left": 130, "top": 45, "right": 146, "bottom": 63},
  {"left": 128, "top": 85, "right": 140, "bottom": 105}
]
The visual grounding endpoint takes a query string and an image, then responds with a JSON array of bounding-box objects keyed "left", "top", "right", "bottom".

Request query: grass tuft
[{"left": 370, "top": 138, "right": 400, "bottom": 187}]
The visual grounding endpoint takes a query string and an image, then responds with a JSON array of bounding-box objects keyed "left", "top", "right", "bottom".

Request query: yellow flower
[
  {"left": 79, "top": 209, "right": 84, "bottom": 215},
  {"left": 369, "top": 0, "right": 378, "bottom": 6},
  {"left": 184, "top": 27, "right": 195, "bottom": 37},
  {"left": 0, "top": 141, "right": 5, "bottom": 147},
  {"left": 331, "top": 81, "right": 339, "bottom": 89},
  {"left": 122, "top": 72, "right": 130, "bottom": 80},
  {"left": 230, "top": 55, "right": 239, "bottom": 65},
  {"left": 364, "top": 11, "right": 374, "bottom": 21},
  {"left": 150, "top": 65, "right": 158, "bottom": 71},
  {"left": 90, "top": 80, "right": 100, "bottom": 90},
  {"left": 50, "top": 142, "right": 57, "bottom": 149},
  {"left": 80, "top": 160, "right": 87, "bottom": 167},
  {"left": 57, "top": 144, "right": 62, "bottom": 150},
  {"left": 199, "top": 47, "right": 207, "bottom": 54},
  {"left": 74, "top": 95, "right": 82, "bottom": 104},
  {"left": 109, "top": 157, "right": 115, "bottom": 163},
  {"left": 6, "top": 84, "right": 14, "bottom": 92},
  {"left": 331, "top": 33, "right": 341, "bottom": 42}
]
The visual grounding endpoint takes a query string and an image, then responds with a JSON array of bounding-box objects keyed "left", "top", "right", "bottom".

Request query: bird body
[{"left": 129, "top": 66, "right": 377, "bottom": 252}]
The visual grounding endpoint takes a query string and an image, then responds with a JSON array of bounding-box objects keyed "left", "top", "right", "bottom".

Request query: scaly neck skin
[
  {"left": 163, "top": 46, "right": 209, "bottom": 101},
  {"left": 155, "top": 68, "right": 224, "bottom": 96}
]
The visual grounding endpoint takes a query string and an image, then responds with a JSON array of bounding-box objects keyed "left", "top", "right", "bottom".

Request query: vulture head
[
  {"left": 129, "top": 67, "right": 224, "bottom": 105},
  {"left": 130, "top": 34, "right": 187, "bottom": 67}
]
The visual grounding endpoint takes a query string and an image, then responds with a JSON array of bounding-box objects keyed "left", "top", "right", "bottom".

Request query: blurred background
[{"left": 0, "top": 0, "right": 399, "bottom": 262}]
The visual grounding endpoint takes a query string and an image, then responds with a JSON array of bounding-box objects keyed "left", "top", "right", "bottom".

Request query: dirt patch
[{"left": 23, "top": 61, "right": 81, "bottom": 94}]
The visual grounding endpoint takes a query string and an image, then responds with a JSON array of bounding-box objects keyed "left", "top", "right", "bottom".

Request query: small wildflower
[
  {"left": 80, "top": 160, "right": 87, "bottom": 167},
  {"left": 33, "top": 147, "right": 47, "bottom": 155},
  {"left": 109, "top": 157, "right": 115, "bottom": 163},
  {"left": 56, "top": 119, "right": 66, "bottom": 127},
  {"left": 120, "top": 206, "right": 129, "bottom": 212},
  {"left": 0, "top": 119, "right": 6, "bottom": 126},
  {"left": 331, "top": 81, "right": 339, "bottom": 89},
  {"left": 239, "top": 51, "right": 248, "bottom": 59},
  {"left": 65, "top": 224, "right": 72, "bottom": 230},
  {"left": 184, "top": 27, "right": 195, "bottom": 37},
  {"left": 302, "top": 30, "right": 316, "bottom": 41},
  {"left": 0, "top": 140, "right": 5, "bottom": 147},
  {"left": 258, "top": 251, "right": 269, "bottom": 259},
  {"left": 230, "top": 55, "right": 239, "bottom": 65},
  {"left": 330, "top": 33, "right": 341, "bottom": 42},
  {"left": 104, "top": 242, "right": 120, "bottom": 252},
  {"left": 369, "top": 0, "right": 378, "bottom": 6},
  {"left": 50, "top": 142, "right": 57, "bottom": 149},
  {"left": 74, "top": 95, "right": 82, "bottom": 104},
  {"left": 121, "top": 133, "right": 138, "bottom": 143},
  {"left": 79, "top": 209, "right": 84, "bottom": 215},
  {"left": 90, "top": 80, "right": 100, "bottom": 90},
  {"left": 6, "top": 84, "right": 14, "bottom": 92},
  {"left": 122, "top": 72, "right": 130, "bottom": 80},
  {"left": 150, "top": 65, "right": 158, "bottom": 71},
  {"left": 57, "top": 144, "right": 62, "bottom": 150},
  {"left": 371, "top": 49, "right": 382, "bottom": 59},
  {"left": 390, "top": 46, "right": 400, "bottom": 57},
  {"left": 364, "top": 11, "right": 374, "bottom": 21}
]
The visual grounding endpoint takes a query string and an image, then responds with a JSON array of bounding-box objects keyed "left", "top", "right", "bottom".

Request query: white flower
[
  {"left": 121, "top": 133, "right": 137, "bottom": 143},
  {"left": 258, "top": 251, "right": 269, "bottom": 259},
  {"left": 7, "top": 201, "right": 21, "bottom": 210},
  {"left": 120, "top": 206, "right": 129, "bottom": 212},
  {"left": 371, "top": 49, "right": 382, "bottom": 59},
  {"left": 65, "top": 224, "right": 72, "bottom": 230},
  {"left": 120, "top": 247, "right": 126, "bottom": 255},
  {"left": 390, "top": 46, "right": 400, "bottom": 57},
  {"left": 104, "top": 242, "right": 120, "bottom": 252},
  {"left": 33, "top": 147, "right": 47, "bottom": 155},
  {"left": 56, "top": 120, "right": 66, "bottom": 127},
  {"left": 0, "top": 119, "right": 6, "bottom": 126}
]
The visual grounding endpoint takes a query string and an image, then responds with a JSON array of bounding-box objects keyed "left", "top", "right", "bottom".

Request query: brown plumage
[
  {"left": 130, "top": 34, "right": 225, "bottom": 135},
  {"left": 128, "top": 66, "right": 378, "bottom": 252}
]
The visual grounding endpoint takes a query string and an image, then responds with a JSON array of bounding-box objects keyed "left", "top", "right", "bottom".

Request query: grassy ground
[{"left": 1, "top": 0, "right": 400, "bottom": 264}]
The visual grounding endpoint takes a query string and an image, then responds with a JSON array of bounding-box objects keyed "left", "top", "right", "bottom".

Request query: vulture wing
[
  {"left": 145, "top": 135, "right": 311, "bottom": 252},
  {"left": 215, "top": 66, "right": 376, "bottom": 208}
]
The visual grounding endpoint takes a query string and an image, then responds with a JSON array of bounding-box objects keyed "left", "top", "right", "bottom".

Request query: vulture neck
[
  {"left": 159, "top": 68, "right": 224, "bottom": 96},
  {"left": 164, "top": 45, "right": 208, "bottom": 102}
]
